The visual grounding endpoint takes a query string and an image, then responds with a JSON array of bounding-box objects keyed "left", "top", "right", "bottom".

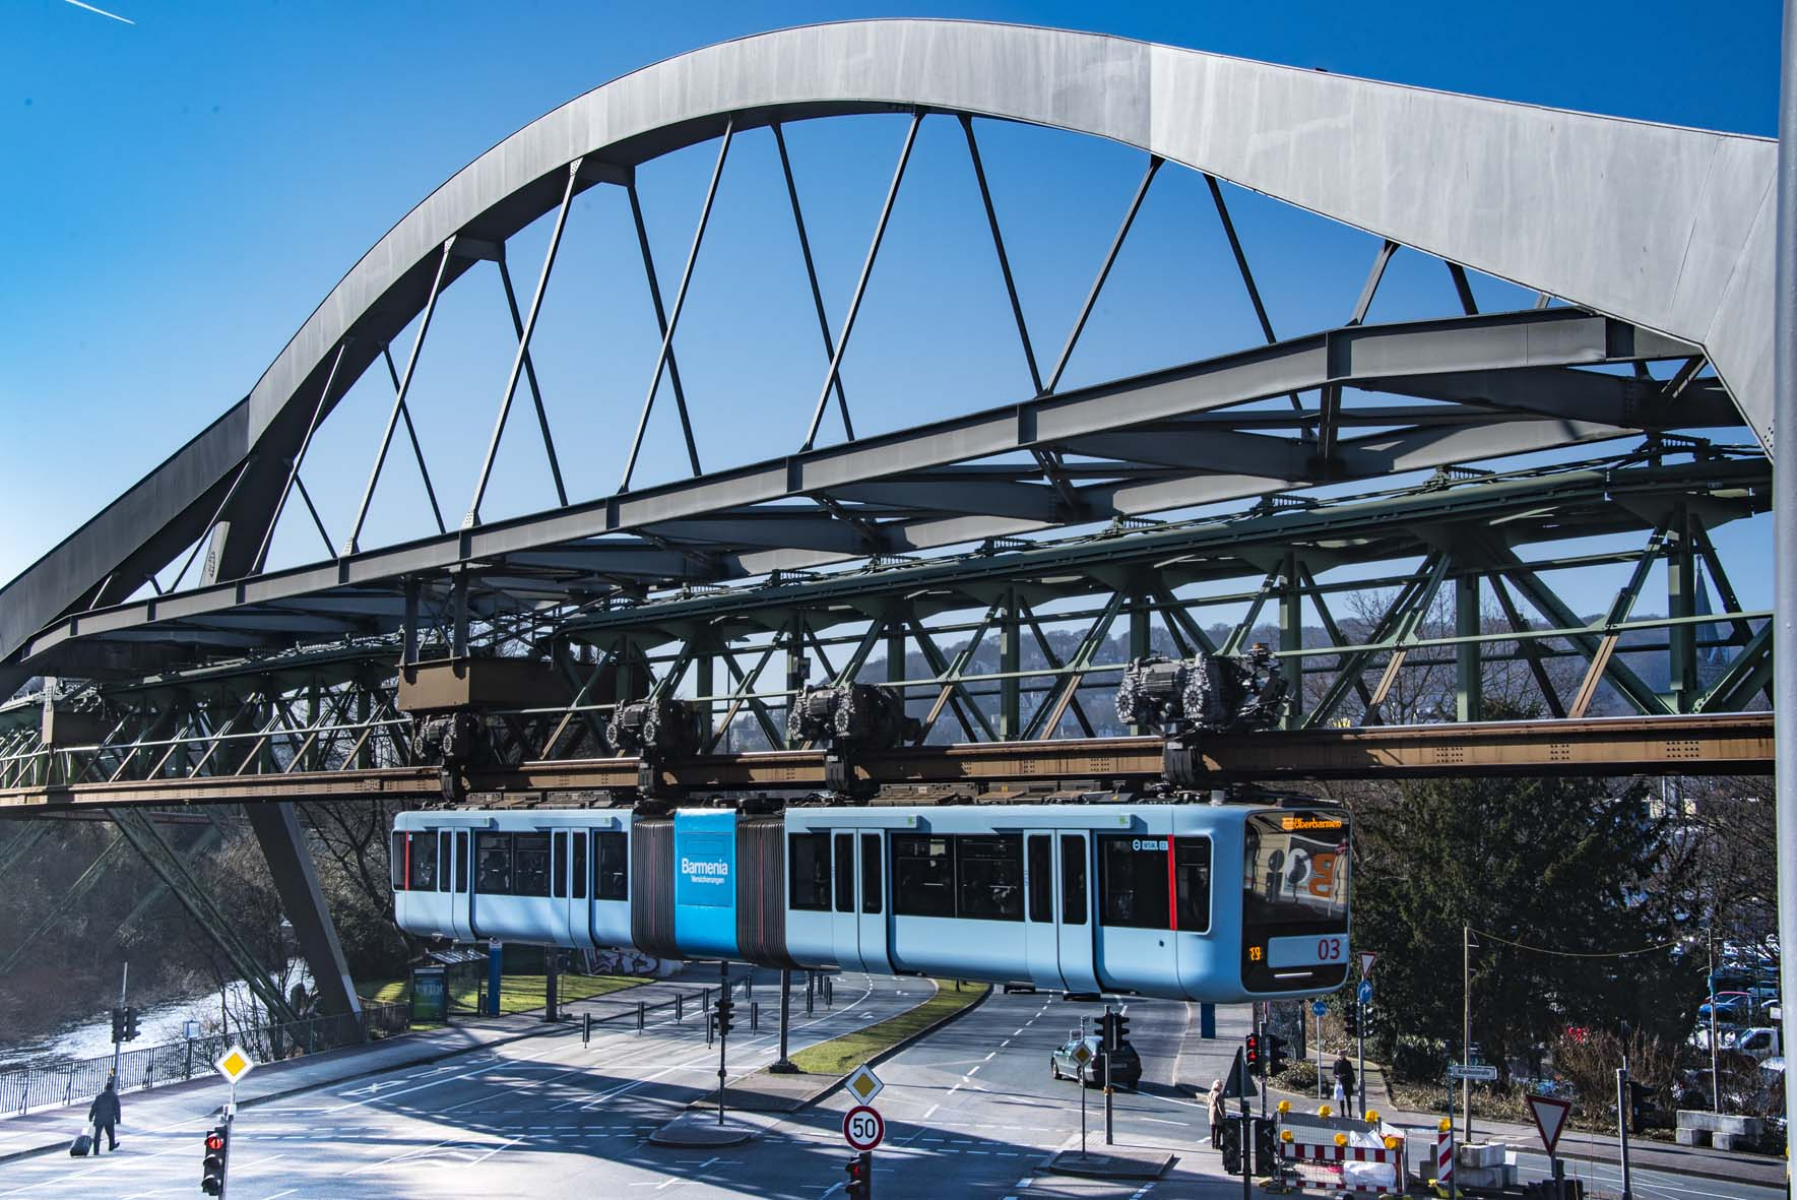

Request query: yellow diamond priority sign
[
  {"left": 1072, "top": 1041, "right": 1092, "bottom": 1066},
  {"left": 844, "top": 1063, "right": 884, "bottom": 1104},
  {"left": 214, "top": 1044, "right": 256, "bottom": 1085}
]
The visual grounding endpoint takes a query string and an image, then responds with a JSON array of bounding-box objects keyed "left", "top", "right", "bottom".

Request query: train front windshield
[{"left": 1241, "top": 809, "right": 1351, "bottom": 993}]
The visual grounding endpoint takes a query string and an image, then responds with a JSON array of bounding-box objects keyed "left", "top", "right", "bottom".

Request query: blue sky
[{"left": 0, "top": 0, "right": 1780, "bottom": 617}]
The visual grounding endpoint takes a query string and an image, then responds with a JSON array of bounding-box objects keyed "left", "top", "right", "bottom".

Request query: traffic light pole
[
  {"left": 1102, "top": 1005, "right": 1115, "bottom": 1146},
  {"left": 111, "top": 961, "right": 128, "bottom": 1084},
  {"left": 717, "top": 961, "right": 729, "bottom": 1126},
  {"left": 1616, "top": 1059, "right": 1633, "bottom": 1200},
  {"left": 1355, "top": 996, "right": 1366, "bottom": 1118}
]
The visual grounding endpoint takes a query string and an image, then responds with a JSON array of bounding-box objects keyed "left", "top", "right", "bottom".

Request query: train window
[
  {"left": 861, "top": 834, "right": 882, "bottom": 914},
  {"left": 572, "top": 832, "right": 588, "bottom": 900},
  {"left": 956, "top": 834, "right": 1023, "bottom": 922},
  {"left": 892, "top": 834, "right": 955, "bottom": 918},
  {"left": 390, "top": 831, "right": 407, "bottom": 891},
  {"left": 474, "top": 832, "right": 513, "bottom": 895},
  {"left": 1027, "top": 835, "right": 1052, "bottom": 923},
  {"left": 438, "top": 832, "right": 451, "bottom": 893},
  {"left": 552, "top": 832, "right": 568, "bottom": 900},
  {"left": 514, "top": 834, "right": 552, "bottom": 897},
  {"left": 1175, "top": 837, "right": 1212, "bottom": 932},
  {"left": 1060, "top": 835, "right": 1087, "bottom": 925},
  {"left": 456, "top": 831, "right": 469, "bottom": 893},
  {"left": 789, "top": 833, "right": 831, "bottom": 911},
  {"left": 595, "top": 832, "right": 628, "bottom": 901},
  {"left": 408, "top": 832, "right": 438, "bottom": 891},
  {"left": 1098, "top": 835, "right": 1171, "bottom": 930},
  {"left": 834, "top": 835, "right": 855, "bottom": 913}
]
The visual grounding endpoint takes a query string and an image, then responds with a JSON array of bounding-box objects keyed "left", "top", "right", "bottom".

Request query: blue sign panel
[
  {"left": 1312, "top": 1000, "right": 1328, "bottom": 1017},
  {"left": 672, "top": 811, "right": 738, "bottom": 958},
  {"left": 1357, "top": 980, "right": 1374, "bottom": 1005}
]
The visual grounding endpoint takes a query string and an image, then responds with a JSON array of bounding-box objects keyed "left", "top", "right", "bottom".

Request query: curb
[{"left": 682, "top": 980, "right": 994, "bottom": 1116}]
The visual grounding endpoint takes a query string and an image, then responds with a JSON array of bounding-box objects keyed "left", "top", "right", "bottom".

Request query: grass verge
[
  {"left": 359, "top": 972, "right": 646, "bottom": 1018},
  {"left": 786, "top": 979, "right": 990, "bottom": 1076}
]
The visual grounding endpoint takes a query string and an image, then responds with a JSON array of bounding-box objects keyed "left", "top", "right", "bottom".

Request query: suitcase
[{"left": 69, "top": 1134, "right": 92, "bottom": 1157}]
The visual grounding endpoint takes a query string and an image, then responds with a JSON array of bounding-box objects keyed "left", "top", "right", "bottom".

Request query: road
[{"left": 0, "top": 985, "right": 1776, "bottom": 1200}]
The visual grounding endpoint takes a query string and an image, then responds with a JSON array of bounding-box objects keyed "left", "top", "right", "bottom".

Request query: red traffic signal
[
  {"left": 205, "top": 1133, "right": 226, "bottom": 1152},
  {"left": 845, "top": 1149, "right": 873, "bottom": 1199},
  {"left": 201, "top": 1123, "right": 230, "bottom": 1196},
  {"left": 1244, "top": 1033, "right": 1261, "bottom": 1073}
]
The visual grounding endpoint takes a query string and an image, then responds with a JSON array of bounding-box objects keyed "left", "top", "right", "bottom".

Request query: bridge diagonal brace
[
  {"left": 111, "top": 808, "right": 306, "bottom": 1026},
  {"left": 246, "top": 801, "right": 362, "bottom": 1020}
]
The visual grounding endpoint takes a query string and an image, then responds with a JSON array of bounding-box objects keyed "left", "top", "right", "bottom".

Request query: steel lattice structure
[{"left": 0, "top": 21, "right": 1777, "bottom": 1017}]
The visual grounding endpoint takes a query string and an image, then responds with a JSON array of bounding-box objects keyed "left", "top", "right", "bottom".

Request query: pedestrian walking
[
  {"left": 1206, "top": 1078, "right": 1225, "bottom": 1148},
  {"left": 1332, "top": 1053, "right": 1355, "bottom": 1107},
  {"left": 87, "top": 1079, "right": 120, "bottom": 1153}
]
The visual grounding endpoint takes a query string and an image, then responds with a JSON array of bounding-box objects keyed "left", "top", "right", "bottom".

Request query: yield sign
[
  {"left": 1526, "top": 1093, "right": 1573, "bottom": 1154},
  {"left": 1358, "top": 951, "right": 1378, "bottom": 978}
]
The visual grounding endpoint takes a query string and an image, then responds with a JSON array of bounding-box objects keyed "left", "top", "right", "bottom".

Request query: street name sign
[
  {"left": 1526, "top": 1093, "right": 1572, "bottom": 1154},
  {"left": 1447, "top": 1063, "right": 1499, "bottom": 1081},
  {"left": 843, "top": 1105, "right": 885, "bottom": 1151}
]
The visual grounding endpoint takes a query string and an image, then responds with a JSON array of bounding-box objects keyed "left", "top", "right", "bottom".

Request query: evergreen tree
[{"left": 1353, "top": 775, "right": 1699, "bottom": 1082}]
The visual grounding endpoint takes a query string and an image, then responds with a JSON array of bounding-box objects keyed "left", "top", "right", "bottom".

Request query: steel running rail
[{"left": 0, "top": 712, "right": 1770, "bottom": 812}]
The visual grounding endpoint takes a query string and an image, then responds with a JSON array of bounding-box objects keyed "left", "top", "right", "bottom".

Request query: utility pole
[
  {"left": 1463, "top": 925, "right": 1473, "bottom": 1142},
  {"left": 1617, "top": 1055, "right": 1633, "bottom": 1200},
  {"left": 1707, "top": 925, "right": 1721, "bottom": 1112},
  {"left": 111, "top": 961, "right": 129, "bottom": 1084}
]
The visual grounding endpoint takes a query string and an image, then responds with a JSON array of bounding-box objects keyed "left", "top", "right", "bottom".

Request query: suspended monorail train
[{"left": 390, "top": 800, "right": 1351, "bottom": 1002}]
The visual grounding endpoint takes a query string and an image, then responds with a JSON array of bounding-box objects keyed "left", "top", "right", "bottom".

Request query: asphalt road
[{"left": 0, "top": 985, "right": 1775, "bottom": 1200}]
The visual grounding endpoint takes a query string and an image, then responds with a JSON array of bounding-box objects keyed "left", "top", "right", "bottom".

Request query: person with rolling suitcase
[{"left": 85, "top": 1079, "right": 120, "bottom": 1153}]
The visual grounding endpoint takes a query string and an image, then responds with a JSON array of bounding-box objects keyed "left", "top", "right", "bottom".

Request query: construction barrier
[
  {"left": 1433, "top": 1123, "right": 1454, "bottom": 1196},
  {"left": 1277, "top": 1110, "right": 1407, "bottom": 1196}
]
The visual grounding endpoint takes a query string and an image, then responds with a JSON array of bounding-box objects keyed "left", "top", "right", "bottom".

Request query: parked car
[
  {"left": 1736, "top": 1026, "right": 1784, "bottom": 1063},
  {"left": 1050, "top": 1034, "right": 1143, "bottom": 1090},
  {"left": 1698, "top": 991, "right": 1756, "bottom": 1022}
]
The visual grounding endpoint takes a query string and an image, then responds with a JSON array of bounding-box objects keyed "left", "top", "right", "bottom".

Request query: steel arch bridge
[{"left": 0, "top": 21, "right": 1776, "bottom": 1016}]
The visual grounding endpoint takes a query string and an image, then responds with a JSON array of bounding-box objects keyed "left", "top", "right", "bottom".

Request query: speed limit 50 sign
[{"left": 843, "top": 1105, "right": 885, "bottom": 1151}]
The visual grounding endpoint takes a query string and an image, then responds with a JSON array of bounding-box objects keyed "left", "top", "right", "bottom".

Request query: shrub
[{"left": 1390, "top": 1036, "right": 1449, "bottom": 1083}]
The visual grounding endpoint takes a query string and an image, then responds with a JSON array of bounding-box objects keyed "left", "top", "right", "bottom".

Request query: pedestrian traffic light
[
  {"left": 109, "top": 1008, "right": 125, "bottom": 1045},
  {"left": 122, "top": 1007, "right": 139, "bottom": 1043},
  {"left": 714, "top": 996, "right": 734, "bottom": 1038},
  {"left": 844, "top": 1149, "right": 873, "bottom": 1199},
  {"left": 200, "top": 1123, "right": 230, "bottom": 1196},
  {"left": 1245, "top": 1033, "right": 1261, "bottom": 1075},
  {"left": 1265, "top": 1033, "right": 1288, "bottom": 1076}
]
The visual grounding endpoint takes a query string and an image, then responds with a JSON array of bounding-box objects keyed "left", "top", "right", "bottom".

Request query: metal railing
[{"left": 0, "top": 1002, "right": 409, "bottom": 1118}]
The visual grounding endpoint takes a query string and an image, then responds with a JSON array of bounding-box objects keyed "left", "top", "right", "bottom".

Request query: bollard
[
  {"left": 751, "top": 1001, "right": 759, "bottom": 1033},
  {"left": 806, "top": 974, "right": 816, "bottom": 1016},
  {"left": 637, "top": 1001, "right": 646, "bottom": 1034},
  {"left": 676, "top": 994, "right": 684, "bottom": 1024},
  {"left": 583, "top": 1011, "right": 591, "bottom": 1048},
  {"left": 703, "top": 987, "right": 711, "bottom": 1013}
]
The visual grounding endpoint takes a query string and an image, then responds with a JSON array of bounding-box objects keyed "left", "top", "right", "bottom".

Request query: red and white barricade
[
  {"left": 1433, "top": 1124, "right": 1454, "bottom": 1195},
  {"left": 1277, "top": 1113, "right": 1407, "bottom": 1196}
]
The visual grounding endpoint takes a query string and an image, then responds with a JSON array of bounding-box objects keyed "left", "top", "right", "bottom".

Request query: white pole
[{"left": 1775, "top": 0, "right": 1797, "bottom": 1160}]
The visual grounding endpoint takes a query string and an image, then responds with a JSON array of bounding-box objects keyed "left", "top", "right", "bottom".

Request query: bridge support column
[
  {"left": 1000, "top": 587, "right": 1021, "bottom": 740},
  {"left": 1668, "top": 504, "right": 1698, "bottom": 714},
  {"left": 245, "top": 802, "right": 362, "bottom": 1022},
  {"left": 1456, "top": 573, "right": 1483, "bottom": 722},
  {"left": 1280, "top": 552, "right": 1305, "bottom": 729}
]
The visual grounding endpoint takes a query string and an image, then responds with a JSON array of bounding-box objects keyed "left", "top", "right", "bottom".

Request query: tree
[{"left": 1353, "top": 775, "right": 1701, "bottom": 1082}]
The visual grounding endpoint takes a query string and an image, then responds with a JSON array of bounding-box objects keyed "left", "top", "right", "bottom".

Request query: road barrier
[{"left": 1277, "top": 1110, "right": 1407, "bottom": 1196}]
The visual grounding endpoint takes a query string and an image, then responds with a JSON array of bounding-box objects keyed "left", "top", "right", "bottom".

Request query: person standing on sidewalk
[
  {"left": 1206, "top": 1078, "right": 1225, "bottom": 1147},
  {"left": 87, "top": 1079, "right": 120, "bottom": 1153},
  {"left": 1332, "top": 1054, "right": 1355, "bottom": 1105}
]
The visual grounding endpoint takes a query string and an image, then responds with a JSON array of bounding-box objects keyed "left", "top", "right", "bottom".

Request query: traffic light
[
  {"left": 714, "top": 996, "right": 734, "bottom": 1038},
  {"left": 1265, "top": 1033, "right": 1288, "bottom": 1077},
  {"left": 200, "top": 1123, "right": 230, "bottom": 1196},
  {"left": 844, "top": 1150, "right": 873, "bottom": 1199},
  {"left": 1245, "top": 1033, "right": 1261, "bottom": 1075},
  {"left": 1098, "top": 1011, "right": 1119, "bottom": 1052},
  {"left": 1344, "top": 1007, "right": 1360, "bottom": 1038},
  {"left": 122, "top": 1007, "right": 139, "bottom": 1043},
  {"left": 1625, "top": 1079, "right": 1650, "bottom": 1132},
  {"left": 1114, "top": 1011, "right": 1130, "bottom": 1046},
  {"left": 109, "top": 1008, "right": 125, "bottom": 1045}
]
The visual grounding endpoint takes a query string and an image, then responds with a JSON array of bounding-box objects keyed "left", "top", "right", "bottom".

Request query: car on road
[{"left": 1050, "top": 1034, "right": 1142, "bottom": 1090}]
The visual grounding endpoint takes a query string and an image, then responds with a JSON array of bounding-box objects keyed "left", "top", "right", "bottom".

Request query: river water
[{"left": 0, "top": 961, "right": 313, "bottom": 1070}]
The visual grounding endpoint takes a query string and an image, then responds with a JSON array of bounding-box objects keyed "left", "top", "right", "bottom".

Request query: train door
[
  {"left": 1023, "top": 832, "right": 1061, "bottom": 989},
  {"left": 449, "top": 831, "right": 474, "bottom": 941},
  {"left": 569, "top": 829, "right": 594, "bottom": 949},
  {"left": 831, "top": 831, "right": 864, "bottom": 971},
  {"left": 1057, "top": 832, "right": 1099, "bottom": 993},
  {"left": 856, "top": 831, "right": 890, "bottom": 974}
]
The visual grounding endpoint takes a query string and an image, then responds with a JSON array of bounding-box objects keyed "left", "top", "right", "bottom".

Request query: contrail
[{"left": 60, "top": 0, "right": 135, "bottom": 24}]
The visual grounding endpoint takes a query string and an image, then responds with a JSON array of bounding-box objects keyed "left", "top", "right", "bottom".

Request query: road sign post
[
  {"left": 1101, "top": 1005, "right": 1116, "bottom": 1146},
  {"left": 1525, "top": 1093, "right": 1573, "bottom": 1199},
  {"left": 1071, "top": 1039, "right": 1092, "bottom": 1157},
  {"left": 1355, "top": 977, "right": 1371, "bottom": 1116},
  {"left": 1312, "top": 999, "right": 1327, "bottom": 1100}
]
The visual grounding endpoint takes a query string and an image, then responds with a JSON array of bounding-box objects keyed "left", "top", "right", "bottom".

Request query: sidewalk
[{"left": 0, "top": 973, "right": 708, "bottom": 1164}]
